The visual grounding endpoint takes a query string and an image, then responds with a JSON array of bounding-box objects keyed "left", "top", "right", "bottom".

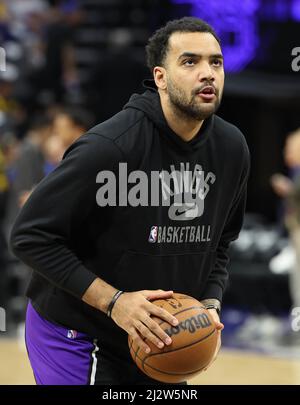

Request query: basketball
[{"left": 128, "top": 293, "right": 218, "bottom": 383}]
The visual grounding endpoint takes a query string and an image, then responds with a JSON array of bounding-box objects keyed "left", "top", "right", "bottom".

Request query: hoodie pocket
[{"left": 113, "top": 250, "right": 217, "bottom": 299}]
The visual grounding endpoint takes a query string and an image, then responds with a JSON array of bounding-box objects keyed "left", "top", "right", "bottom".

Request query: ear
[{"left": 153, "top": 66, "right": 167, "bottom": 90}]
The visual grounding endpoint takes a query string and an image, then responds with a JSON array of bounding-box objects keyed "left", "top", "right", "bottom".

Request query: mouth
[{"left": 196, "top": 86, "right": 216, "bottom": 101}]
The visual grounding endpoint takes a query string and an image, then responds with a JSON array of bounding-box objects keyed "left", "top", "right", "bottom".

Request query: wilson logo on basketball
[{"left": 165, "top": 312, "right": 212, "bottom": 337}]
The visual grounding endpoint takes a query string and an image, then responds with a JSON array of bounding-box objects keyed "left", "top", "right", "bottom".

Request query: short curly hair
[{"left": 146, "top": 17, "right": 220, "bottom": 73}]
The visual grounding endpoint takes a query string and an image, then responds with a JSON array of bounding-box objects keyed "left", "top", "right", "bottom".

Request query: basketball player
[{"left": 10, "top": 17, "right": 250, "bottom": 385}]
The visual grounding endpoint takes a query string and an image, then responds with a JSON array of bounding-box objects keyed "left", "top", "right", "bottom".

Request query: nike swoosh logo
[{"left": 175, "top": 206, "right": 196, "bottom": 216}]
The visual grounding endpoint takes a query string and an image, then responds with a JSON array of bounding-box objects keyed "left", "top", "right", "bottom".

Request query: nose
[{"left": 198, "top": 61, "right": 215, "bottom": 82}]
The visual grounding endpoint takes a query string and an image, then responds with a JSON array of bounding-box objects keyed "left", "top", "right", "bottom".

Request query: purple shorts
[
  {"left": 25, "top": 301, "right": 186, "bottom": 385},
  {"left": 25, "top": 302, "right": 98, "bottom": 385}
]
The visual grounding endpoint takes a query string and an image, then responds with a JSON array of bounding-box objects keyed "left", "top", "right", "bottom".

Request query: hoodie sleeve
[
  {"left": 10, "top": 132, "right": 122, "bottom": 299},
  {"left": 201, "top": 145, "right": 250, "bottom": 303}
]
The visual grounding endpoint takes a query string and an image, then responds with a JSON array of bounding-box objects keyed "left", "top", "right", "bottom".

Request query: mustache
[{"left": 192, "top": 83, "right": 218, "bottom": 96}]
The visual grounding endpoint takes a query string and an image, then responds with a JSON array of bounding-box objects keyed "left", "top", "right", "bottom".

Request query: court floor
[{"left": 1, "top": 338, "right": 300, "bottom": 385}]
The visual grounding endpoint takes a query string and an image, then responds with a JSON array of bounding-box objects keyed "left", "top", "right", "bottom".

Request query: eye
[
  {"left": 212, "top": 58, "right": 223, "bottom": 67},
  {"left": 183, "top": 59, "right": 195, "bottom": 66}
]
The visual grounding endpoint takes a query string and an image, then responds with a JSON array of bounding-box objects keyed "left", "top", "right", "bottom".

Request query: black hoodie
[{"left": 10, "top": 87, "right": 250, "bottom": 359}]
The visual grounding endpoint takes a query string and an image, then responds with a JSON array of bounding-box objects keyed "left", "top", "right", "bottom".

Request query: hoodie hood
[{"left": 123, "top": 79, "right": 215, "bottom": 152}]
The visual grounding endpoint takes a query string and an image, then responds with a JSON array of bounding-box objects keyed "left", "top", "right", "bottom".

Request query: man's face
[
  {"left": 53, "top": 114, "right": 83, "bottom": 148},
  {"left": 162, "top": 32, "right": 225, "bottom": 121},
  {"left": 53, "top": 114, "right": 74, "bottom": 147}
]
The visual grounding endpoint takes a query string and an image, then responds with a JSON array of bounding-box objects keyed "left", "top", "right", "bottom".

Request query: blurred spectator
[
  {"left": 41, "top": 105, "right": 94, "bottom": 177},
  {"left": 43, "top": 133, "right": 65, "bottom": 175},
  {"left": 2, "top": 0, "right": 83, "bottom": 116},
  {"left": 52, "top": 105, "right": 94, "bottom": 149},
  {"left": 4, "top": 105, "right": 93, "bottom": 225},
  {"left": 271, "top": 128, "right": 300, "bottom": 309},
  {"left": 14, "top": 115, "right": 53, "bottom": 208},
  {"left": 3, "top": 115, "right": 52, "bottom": 241},
  {"left": 0, "top": 68, "right": 24, "bottom": 133},
  {"left": 0, "top": 1, "right": 14, "bottom": 42},
  {"left": 0, "top": 130, "right": 19, "bottom": 172},
  {"left": 32, "top": 0, "right": 82, "bottom": 104}
]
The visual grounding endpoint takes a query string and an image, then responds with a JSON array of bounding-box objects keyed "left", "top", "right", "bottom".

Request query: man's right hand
[{"left": 111, "top": 290, "right": 179, "bottom": 354}]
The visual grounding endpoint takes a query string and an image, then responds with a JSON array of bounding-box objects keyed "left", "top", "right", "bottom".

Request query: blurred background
[{"left": 1, "top": 0, "right": 300, "bottom": 384}]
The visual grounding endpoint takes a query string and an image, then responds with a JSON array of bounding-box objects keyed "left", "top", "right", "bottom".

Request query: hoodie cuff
[
  {"left": 200, "top": 283, "right": 224, "bottom": 304},
  {"left": 64, "top": 265, "right": 98, "bottom": 299}
]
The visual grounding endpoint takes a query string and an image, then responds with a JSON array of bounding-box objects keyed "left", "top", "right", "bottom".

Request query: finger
[
  {"left": 130, "top": 330, "right": 151, "bottom": 354},
  {"left": 150, "top": 303, "right": 179, "bottom": 327},
  {"left": 143, "top": 317, "right": 173, "bottom": 346},
  {"left": 135, "top": 321, "right": 166, "bottom": 350},
  {"left": 142, "top": 290, "right": 174, "bottom": 301},
  {"left": 215, "top": 322, "right": 224, "bottom": 331}
]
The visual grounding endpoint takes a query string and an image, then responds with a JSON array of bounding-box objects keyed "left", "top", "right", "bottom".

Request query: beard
[{"left": 167, "top": 77, "right": 222, "bottom": 121}]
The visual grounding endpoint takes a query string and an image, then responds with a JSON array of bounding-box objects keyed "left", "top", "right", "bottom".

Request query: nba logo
[
  {"left": 67, "top": 330, "right": 78, "bottom": 339},
  {"left": 148, "top": 226, "right": 158, "bottom": 243}
]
